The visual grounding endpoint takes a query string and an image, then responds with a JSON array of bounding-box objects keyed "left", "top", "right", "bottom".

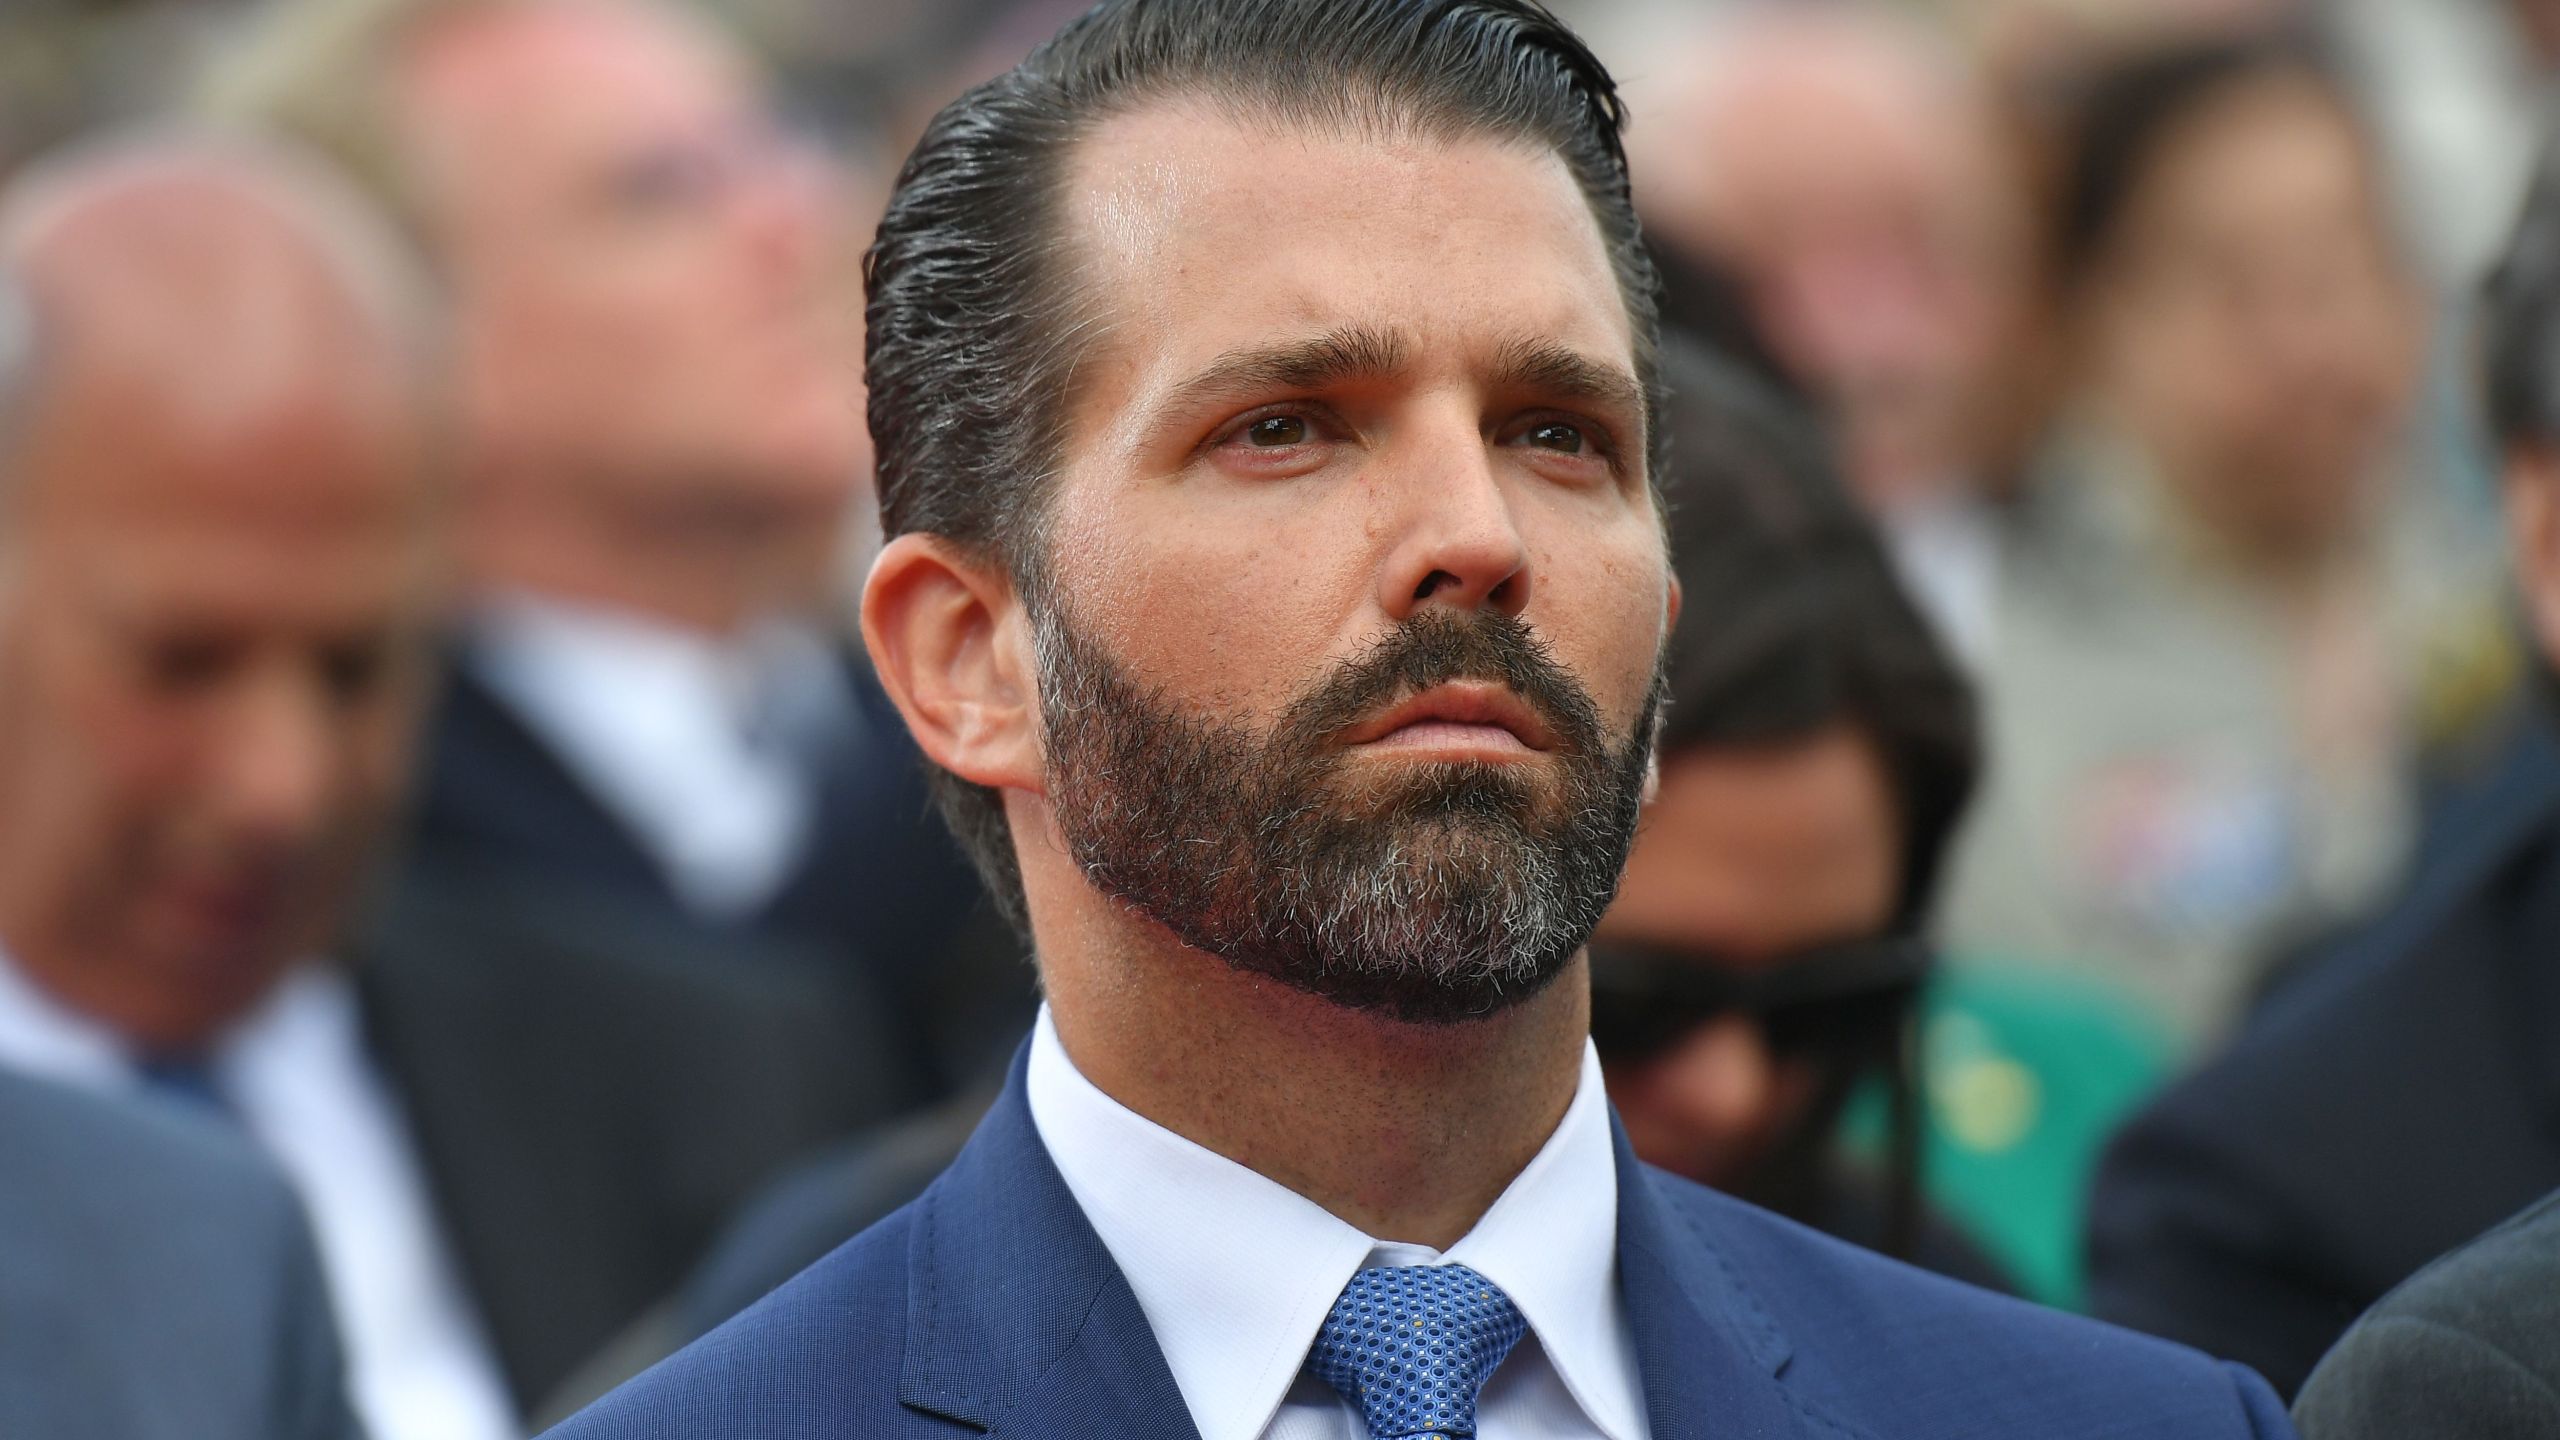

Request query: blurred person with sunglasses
[{"left": 1589, "top": 337, "right": 2000, "bottom": 1288}]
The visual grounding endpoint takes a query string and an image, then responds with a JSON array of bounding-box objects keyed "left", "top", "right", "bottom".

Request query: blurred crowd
[{"left": 2, "top": 0, "right": 2558, "bottom": 1433}]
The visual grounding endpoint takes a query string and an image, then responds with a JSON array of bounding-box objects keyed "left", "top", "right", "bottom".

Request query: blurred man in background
[
  {"left": 0, "top": 136, "right": 506, "bottom": 1439},
  {"left": 0, "top": 260, "right": 360, "bottom": 1440},
  {"left": 1627, "top": 4, "right": 2039, "bottom": 662},
  {"left": 0, "top": 131, "right": 895, "bottom": 1438},
  {"left": 2081, "top": 118, "right": 2560, "bottom": 1404},
  {"left": 1933, "top": 34, "right": 2504, "bottom": 1049},
  {"left": 209, "top": 0, "right": 1022, "bottom": 1100}
]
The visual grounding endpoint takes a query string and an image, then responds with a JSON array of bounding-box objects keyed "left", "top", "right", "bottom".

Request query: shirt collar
[
  {"left": 0, "top": 944, "right": 350, "bottom": 1104},
  {"left": 466, "top": 592, "right": 857, "bottom": 916},
  {"left": 0, "top": 942, "right": 140, "bottom": 1090},
  {"left": 1026, "top": 1005, "right": 1645, "bottom": 1440}
]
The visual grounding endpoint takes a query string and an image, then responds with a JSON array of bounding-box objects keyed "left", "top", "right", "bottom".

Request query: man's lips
[{"left": 1341, "top": 681, "right": 1560, "bottom": 755}]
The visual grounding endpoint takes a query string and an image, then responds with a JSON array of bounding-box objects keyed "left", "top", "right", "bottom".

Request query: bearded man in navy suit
[{"left": 551, "top": 2, "right": 2296, "bottom": 1436}]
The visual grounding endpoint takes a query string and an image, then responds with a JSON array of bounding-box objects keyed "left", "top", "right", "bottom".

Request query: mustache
[{"left": 1270, "top": 609, "right": 1610, "bottom": 761}]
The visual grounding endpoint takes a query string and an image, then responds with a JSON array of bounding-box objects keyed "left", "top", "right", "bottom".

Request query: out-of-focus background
[{"left": 2, "top": 0, "right": 2556, "bottom": 1433}]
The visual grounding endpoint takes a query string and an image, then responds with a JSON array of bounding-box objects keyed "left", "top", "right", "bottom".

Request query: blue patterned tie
[{"left": 1307, "top": 1264, "right": 1529, "bottom": 1439}]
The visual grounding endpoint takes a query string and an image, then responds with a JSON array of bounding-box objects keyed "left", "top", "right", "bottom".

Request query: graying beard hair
[
  {"left": 1269, "top": 814, "right": 1572, "bottom": 995},
  {"left": 1030, "top": 595, "right": 1651, "bottom": 1022}
]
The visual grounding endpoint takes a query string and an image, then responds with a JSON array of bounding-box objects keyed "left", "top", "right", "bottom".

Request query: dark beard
[{"left": 1035, "top": 601, "right": 1660, "bottom": 1025}]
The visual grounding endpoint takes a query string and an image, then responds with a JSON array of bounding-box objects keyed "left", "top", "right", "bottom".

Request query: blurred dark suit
[
  {"left": 2087, "top": 714, "right": 2560, "bottom": 1398},
  {"left": 410, "top": 642, "right": 1028, "bottom": 1097},
  {"left": 2294, "top": 1186, "right": 2560, "bottom": 1439},
  {"left": 0, "top": 1068, "right": 359, "bottom": 1440},
  {"left": 353, "top": 854, "right": 919, "bottom": 1416}
]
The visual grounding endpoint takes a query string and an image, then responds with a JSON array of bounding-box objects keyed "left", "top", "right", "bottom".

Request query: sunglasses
[{"left": 1586, "top": 935, "right": 1933, "bottom": 1066}]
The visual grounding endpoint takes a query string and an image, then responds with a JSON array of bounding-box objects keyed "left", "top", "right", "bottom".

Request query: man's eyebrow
[
  {"left": 1159, "top": 324, "right": 1412, "bottom": 414},
  {"left": 1489, "top": 334, "right": 1647, "bottom": 423},
  {"left": 1148, "top": 326, "right": 1646, "bottom": 441}
]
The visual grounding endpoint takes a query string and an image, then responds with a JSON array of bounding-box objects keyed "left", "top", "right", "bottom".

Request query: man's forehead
[
  {"left": 1059, "top": 100, "right": 1638, "bottom": 401},
  {"left": 399, "top": 1, "right": 754, "bottom": 189}
]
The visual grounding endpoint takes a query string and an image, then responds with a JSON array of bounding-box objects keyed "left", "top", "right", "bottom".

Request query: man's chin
[{"left": 1202, "top": 910, "right": 1584, "bottom": 1028}]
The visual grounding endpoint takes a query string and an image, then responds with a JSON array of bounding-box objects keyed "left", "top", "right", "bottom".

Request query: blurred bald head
[
  {"left": 1629, "top": 8, "right": 2030, "bottom": 509},
  {"left": 1, "top": 136, "right": 434, "bottom": 510},
  {"left": 0, "top": 137, "right": 444, "bottom": 1051}
]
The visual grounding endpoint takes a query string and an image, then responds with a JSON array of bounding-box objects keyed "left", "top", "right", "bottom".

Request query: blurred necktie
[{"left": 134, "top": 1051, "right": 233, "bottom": 1123}]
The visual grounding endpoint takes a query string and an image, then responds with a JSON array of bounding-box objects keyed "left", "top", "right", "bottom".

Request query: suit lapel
[
  {"left": 1613, "top": 1121, "right": 1822, "bottom": 1440},
  {"left": 899, "top": 1051, "right": 1833, "bottom": 1440},
  {"left": 899, "top": 1053, "right": 1201, "bottom": 1440},
  {"left": 419, "top": 653, "right": 677, "bottom": 901}
]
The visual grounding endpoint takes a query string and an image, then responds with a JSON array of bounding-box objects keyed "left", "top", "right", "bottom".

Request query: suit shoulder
[
  {"left": 2294, "top": 1191, "right": 2560, "bottom": 1438},
  {"left": 544, "top": 1203, "right": 923, "bottom": 1440},
  {"left": 0, "top": 1073, "right": 353, "bottom": 1440},
  {"left": 2338, "top": 1187, "right": 2560, "bottom": 1352},
  {"left": 1646, "top": 1174, "right": 2288, "bottom": 1434},
  {"left": 0, "top": 1071, "right": 299, "bottom": 1241},
  {"left": 2094, "top": 871, "right": 2530, "bottom": 1221}
]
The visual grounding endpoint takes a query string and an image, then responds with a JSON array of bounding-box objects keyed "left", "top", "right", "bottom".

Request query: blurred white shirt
[
  {"left": 1026, "top": 1006, "right": 1653, "bottom": 1440},
  {"left": 0, "top": 953, "right": 519, "bottom": 1440},
  {"left": 1881, "top": 488, "right": 2000, "bottom": 670},
  {"left": 469, "top": 592, "right": 859, "bottom": 918}
]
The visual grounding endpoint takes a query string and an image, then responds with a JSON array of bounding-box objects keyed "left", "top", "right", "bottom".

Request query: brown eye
[
  {"left": 1246, "top": 415, "right": 1309, "bottom": 447},
  {"left": 1526, "top": 421, "right": 1586, "bottom": 453}
]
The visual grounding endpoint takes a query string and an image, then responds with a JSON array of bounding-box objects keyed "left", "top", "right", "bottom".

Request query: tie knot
[
  {"left": 1307, "top": 1264, "right": 1528, "bottom": 1439},
  {"left": 135, "top": 1051, "right": 232, "bottom": 1121}
]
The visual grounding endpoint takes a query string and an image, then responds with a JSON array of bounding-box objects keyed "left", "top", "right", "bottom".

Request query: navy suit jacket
[{"left": 548, "top": 1046, "right": 2293, "bottom": 1439}]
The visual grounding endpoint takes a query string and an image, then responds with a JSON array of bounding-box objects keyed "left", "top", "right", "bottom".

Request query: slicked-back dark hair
[
  {"left": 1655, "top": 335, "right": 1979, "bottom": 927},
  {"left": 865, "top": 0, "right": 1662, "bottom": 927}
]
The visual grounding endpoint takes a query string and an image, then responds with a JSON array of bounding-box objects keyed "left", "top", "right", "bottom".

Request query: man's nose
[
  {"left": 1375, "top": 425, "right": 1532, "bottom": 621},
  {"left": 213, "top": 666, "right": 336, "bottom": 845}
]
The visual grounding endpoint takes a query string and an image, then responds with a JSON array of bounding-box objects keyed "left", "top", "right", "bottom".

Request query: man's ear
[
  {"left": 861, "top": 534, "right": 1044, "bottom": 796},
  {"left": 2507, "top": 449, "right": 2560, "bottom": 671}
]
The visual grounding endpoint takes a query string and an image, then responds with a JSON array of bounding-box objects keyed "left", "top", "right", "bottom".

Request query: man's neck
[{"left": 1036, "top": 893, "right": 1590, "bottom": 1251}]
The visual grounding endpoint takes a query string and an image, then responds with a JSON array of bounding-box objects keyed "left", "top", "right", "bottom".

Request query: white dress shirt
[
  {"left": 469, "top": 591, "right": 861, "bottom": 919},
  {"left": 1026, "top": 1007, "right": 1653, "bottom": 1440},
  {"left": 0, "top": 954, "right": 520, "bottom": 1440}
]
